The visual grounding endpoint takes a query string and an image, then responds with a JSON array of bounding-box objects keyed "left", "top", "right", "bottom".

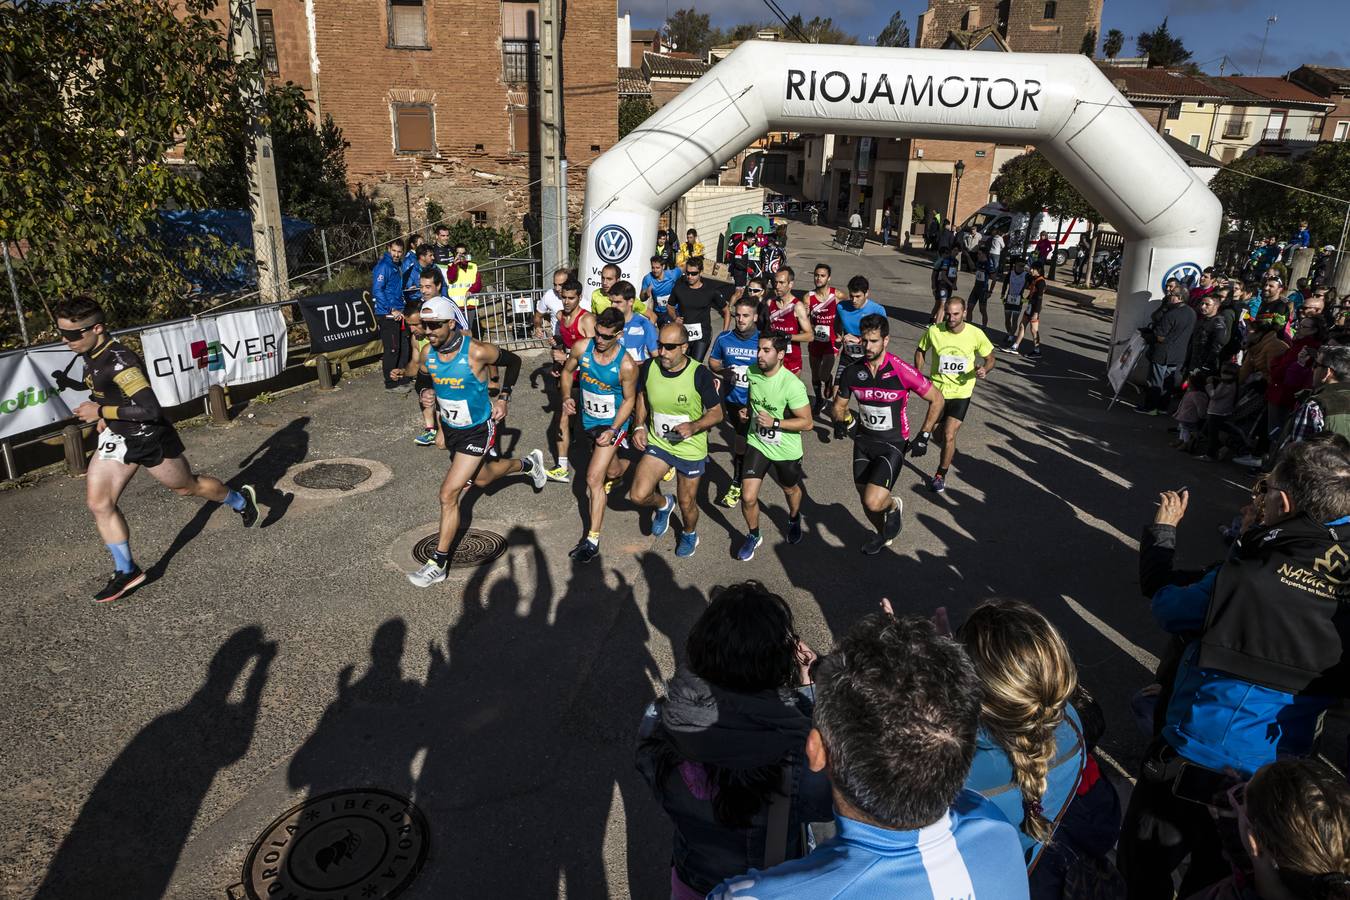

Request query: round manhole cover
[
  {"left": 412, "top": 528, "right": 507, "bottom": 567},
  {"left": 292, "top": 462, "right": 372, "bottom": 491},
  {"left": 243, "top": 789, "right": 429, "bottom": 900}
]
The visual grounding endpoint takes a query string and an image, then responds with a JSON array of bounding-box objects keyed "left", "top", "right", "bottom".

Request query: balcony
[
  {"left": 1221, "top": 120, "right": 1250, "bottom": 139},
  {"left": 1261, "top": 127, "right": 1290, "bottom": 141}
]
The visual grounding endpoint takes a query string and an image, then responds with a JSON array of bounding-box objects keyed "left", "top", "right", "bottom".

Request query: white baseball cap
[{"left": 419, "top": 297, "right": 459, "bottom": 324}]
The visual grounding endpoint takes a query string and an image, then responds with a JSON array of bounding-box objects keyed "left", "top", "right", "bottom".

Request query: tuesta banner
[
  {"left": 296, "top": 289, "right": 378, "bottom": 356},
  {"left": 140, "top": 308, "right": 289, "bottom": 407}
]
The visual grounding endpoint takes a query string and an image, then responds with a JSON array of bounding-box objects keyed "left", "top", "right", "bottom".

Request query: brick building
[
  {"left": 915, "top": 0, "right": 1104, "bottom": 55},
  {"left": 235, "top": 0, "right": 616, "bottom": 234},
  {"left": 1288, "top": 66, "right": 1350, "bottom": 142}
]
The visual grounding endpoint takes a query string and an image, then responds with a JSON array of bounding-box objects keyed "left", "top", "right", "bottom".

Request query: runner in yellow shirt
[{"left": 913, "top": 296, "right": 995, "bottom": 494}]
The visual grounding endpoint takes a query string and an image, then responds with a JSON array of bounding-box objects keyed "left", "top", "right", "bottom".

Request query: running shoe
[
  {"left": 652, "top": 495, "right": 676, "bottom": 536},
  {"left": 603, "top": 478, "right": 616, "bottom": 495},
  {"left": 718, "top": 483, "right": 742, "bottom": 508},
  {"left": 737, "top": 532, "right": 763, "bottom": 561},
  {"left": 1006, "top": 344, "right": 1020, "bottom": 355},
  {"left": 407, "top": 559, "right": 448, "bottom": 587},
  {"left": 569, "top": 538, "right": 600, "bottom": 564},
  {"left": 860, "top": 533, "right": 887, "bottom": 556},
  {"left": 662, "top": 466, "right": 676, "bottom": 483},
  {"left": 237, "top": 484, "right": 259, "bottom": 528},
  {"left": 676, "top": 531, "right": 700, "bottom": 558},
  {"left": 1233, "top": 453, "right": 1264, "bottom": 468},
  {"left": 94, "top": 567, "right": 146, "bottom": 603},
  {"left": 544, "top": 465, "right": 571, "bottom": 483},
  {"left": 528, "top": 449, "right": 548, "bottom": 490},
  {"left": 786, "top": 515, "right": 804, "bottom": 545},
  {"left": 882, "top": 497, "right": 904, "bottom": 545},
  {"left": 414, "top": 428, "right": 437, "bottom": 446},
  {"left": 931, "top": 473, "right": 947, "bottom": 494},
  {"left": 1025, "top": 346, "right": 1042, "bottom": 359}
]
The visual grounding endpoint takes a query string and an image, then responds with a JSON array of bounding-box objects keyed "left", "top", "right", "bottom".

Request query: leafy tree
[
  {"left": 1080, "top": 29, "right": 1097, "bottom": 56},
  {"left": 876, "top": 11, "right": 911, "bottom": 48},
  {"left": 1136, "top": 18, "right": 1192, "bottom": 68},
  {"left": 664, "top": 8, "right": 714, "bottom": 56},
  {"left": 1211, "top": 143, "right": 1350, "bottom": 244},
  {"left": 990, "top": 152, "right": 1103, "bottom": 224},
  {"left": 200, "top": 83, "right": 358, "bottom": 224},
  {"left": 0, "top": 0, "right": 252, "bottom": 339},
  {"left": 619, "top": 97, "right": 658, "bottom": 140},
  {"left": 1102, "top": 28, "right": 1124, "bottom": 59},
  {"left": 784, "top": 14, "right": 857, "bottom": 44}
]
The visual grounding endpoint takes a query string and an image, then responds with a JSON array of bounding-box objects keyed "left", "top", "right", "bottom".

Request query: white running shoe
[
  {"left": 528, "top": 449, "right": 548, "bottom": 489},
  {"left": 407, "top": 560, "right": 448, "bottom": 587}
]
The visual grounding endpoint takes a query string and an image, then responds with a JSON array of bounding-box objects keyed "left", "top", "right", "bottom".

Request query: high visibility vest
[{"left": 446, "top": 262, "right": 479, "bottom": 309}]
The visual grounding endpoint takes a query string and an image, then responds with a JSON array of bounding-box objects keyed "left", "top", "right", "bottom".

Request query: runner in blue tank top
[
  {"left": 707, "top": 296, "right": 763, "bottom": 508},
  {"left": 401, "top": 298, "right": 550, "bottom": 588},
  {"left": 560, "top": 306, "right": 640, "bottom": 564}
]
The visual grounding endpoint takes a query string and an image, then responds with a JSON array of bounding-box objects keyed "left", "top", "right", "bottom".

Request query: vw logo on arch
[
  {"left": 1162, "top": 261, "right": 1202, "bottom": 292},
  {"left": 595, "top": 224, "right": 633, "bottom": 264}
]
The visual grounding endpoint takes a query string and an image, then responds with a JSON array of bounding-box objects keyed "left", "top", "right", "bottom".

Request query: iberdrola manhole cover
[
  {"left": 412, "top": 529, "right": 507, "bottom": 568},
  {"left": 242, "top": 789, "right": 429, "bottom": 900},
  {"left": 293, "top": 462, "right": 371, "bottom": 491}
]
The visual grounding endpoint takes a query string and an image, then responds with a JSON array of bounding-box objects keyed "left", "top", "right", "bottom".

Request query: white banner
[
  {"left": 215, "top": 308, "right": 287, "bottom": 387},
  {"left": 1108, "top": 332, "right": 1148, "bottom": 398},
  {"left": 140, "top": 319, "right": 218, "bottom": 406},
  {"left": 782, "top": 56, "right": 1047, "bottom": 128},
  {"left": 582, "top": 210, "right": 651, "bottom": 296}
]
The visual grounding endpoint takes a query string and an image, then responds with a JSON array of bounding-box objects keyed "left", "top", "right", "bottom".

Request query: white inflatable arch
[{"left": 580, "top": 42, "right": 1222, "bottom": 364}]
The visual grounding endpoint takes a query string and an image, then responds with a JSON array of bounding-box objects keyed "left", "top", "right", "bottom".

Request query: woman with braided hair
[
  {"left": 957, "top": 599, "right": 1087, "bottom": 870},
  {"left": 1189, "top": 758, "right": 1350, "bottom": 900}
]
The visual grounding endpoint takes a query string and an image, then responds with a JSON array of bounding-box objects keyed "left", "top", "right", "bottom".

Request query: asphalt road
[{"left": 0, "top": 225, "right": 1256, "bottom": 899}]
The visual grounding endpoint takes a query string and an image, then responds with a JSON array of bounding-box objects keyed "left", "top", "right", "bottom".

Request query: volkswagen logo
[
  {"left": 595, "top": 224, "right": 633, "bottom": 264},
  {"left": 1162, "top": 261, "right": 1202, "bottom": 292}
]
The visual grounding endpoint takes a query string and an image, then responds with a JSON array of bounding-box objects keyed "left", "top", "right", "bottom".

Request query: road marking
[
  {"left": 1098, "top": 747, "right": 1137, "bottom": 785},
  {"left": 1060, "top": 593, "right": 1160, "bottom": 672}
]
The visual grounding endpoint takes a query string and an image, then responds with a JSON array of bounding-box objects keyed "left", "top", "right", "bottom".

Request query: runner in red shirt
[
  {"left": 547, "top": 279, "right": 595, "bottom": 482},
  {"left": 806, "top": 262, "right": 844, "bottom": 413},
  {"left": 764, "top": 266, "right": 812, "bottom": 375}
]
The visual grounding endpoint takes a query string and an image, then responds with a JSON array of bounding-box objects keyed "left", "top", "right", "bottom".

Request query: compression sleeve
[
  {"left": 493, "top": 348, "right": 523, "bottom": 391},
  {"left": 103, "top": 367, "right": 163, "bottom": 422}
]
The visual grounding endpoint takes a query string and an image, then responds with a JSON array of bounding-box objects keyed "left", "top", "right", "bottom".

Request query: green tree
[
  {"left": 664, "top": 8, "right": 714, "bottom": 56},
  {"left": 200, "top": 83, "right": 358, "bottom": 224},
  {"left": 1136, "top": 18, "right": 1192, "bottom": 68},
  {"left": 1102, "top": 28, "right": 1124, "bottom": 59},
  {"left": 619, "top": 97, "right": 658, "bottom": 139},
  {"left": 875, "top": 11, "right": 911, "bottom": 48},
  {"left": 0, "top": 0, "right": 252, "bottom": 340},
  {"left": 785, "top": 14, "right": 857, "bottom": 44},
  {"left": 1209, "top": 156, "right": 1295, "bottom": 237},
  {"left": 1080, "top": 29, "right": 1097, "bottom": 56},
  {"left": 1211, "top": 144, "right": 1350, "bottom": 245},
  {"left": 990, "top": 152, "right": 1103, "bottom": 224}
]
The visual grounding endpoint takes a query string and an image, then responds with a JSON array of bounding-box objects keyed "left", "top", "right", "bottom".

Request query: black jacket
[
  {"left": 1187, "top": 314, "right": 1230, "bottom": 375},
  {"left": 1147, "top": 301, "right": 1197, "bottom": 367}
]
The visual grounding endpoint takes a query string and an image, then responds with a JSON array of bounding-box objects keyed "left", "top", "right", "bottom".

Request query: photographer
[{"left": 1120, "top": 436, "right": 1350, "bottom": 898}]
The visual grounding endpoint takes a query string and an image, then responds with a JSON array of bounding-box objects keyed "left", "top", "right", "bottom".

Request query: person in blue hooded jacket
[{"left": 372, "top": 238, "right": 409, "bottom": 388}]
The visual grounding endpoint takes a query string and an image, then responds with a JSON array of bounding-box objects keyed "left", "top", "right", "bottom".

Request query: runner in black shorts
[
  {"left": 833, "top": 314, "right": 945, "bottom": 555},
  {"left": 55, "top": 295, "right": 261, "bottom": 603},
  {"left": 1009, "top": 261, "right": 1047, "bottom": 359}
]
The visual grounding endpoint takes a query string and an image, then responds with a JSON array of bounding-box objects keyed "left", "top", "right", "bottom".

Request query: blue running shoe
[
  {"left": 737, "top": 533, "right": 763, "bottom": 561},
  {"left": 652, "top": 495, "right": 675, "bottom": 536},
  {"left": 675, "top": 531, "right": 700, "bottom": 557},
  {"left": 786, "top": 515, "right": 803, "bottom": 545}
]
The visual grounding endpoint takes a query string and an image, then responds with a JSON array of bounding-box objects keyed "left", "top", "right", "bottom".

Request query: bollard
[
  {"left": 207, "top": 384, "right": 230, "bottom": 425},
  {"left": 316, "top": 354, "right": 336, "bottom": 390},
  {"left": 1, "top": 440, "right": 15, "bottom": 481},
  {"left": 63, "top": 423, "right": 87, "bottom": 476}
]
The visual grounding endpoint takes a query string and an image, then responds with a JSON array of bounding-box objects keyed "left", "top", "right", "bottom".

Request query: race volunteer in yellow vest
[{"left": 443, "top": 243, "right": 483, "bottom": 335}]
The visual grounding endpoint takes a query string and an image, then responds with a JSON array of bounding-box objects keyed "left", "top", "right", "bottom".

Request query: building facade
[{"left": 1288, "top": 66, "right": 1350, "bottom": 143}]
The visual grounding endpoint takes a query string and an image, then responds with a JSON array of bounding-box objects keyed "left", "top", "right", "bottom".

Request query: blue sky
[{"left": 623, "top": 0, "right": 1349, "bottom": 75}]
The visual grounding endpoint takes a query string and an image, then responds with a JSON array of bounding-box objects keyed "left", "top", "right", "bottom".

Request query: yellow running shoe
[{"left": 662, "top": 466, "right": 676, "bottom": 483}]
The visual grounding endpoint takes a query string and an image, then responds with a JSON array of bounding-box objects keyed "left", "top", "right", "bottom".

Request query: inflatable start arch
[{"left": 580, "top": 42, "right": 1222, "bottom": 365}]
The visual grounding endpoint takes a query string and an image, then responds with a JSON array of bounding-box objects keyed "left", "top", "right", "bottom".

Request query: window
[
  {"left": 1221, "top": 146, "right": 1237, "bottom": 163},
  {"left": 388, "top": 0, "right": 428, "bottom": 49},
  {"left": 1043, "top": 1, "right": 1056, "bottom": 18},
  {"left": 257, "top": 10, "right": 280, "bottom": 76},
  {"left": 471, "top": 211, "right": 488, "bottom": 225},
  {"left": 1263, "top": 109, "right": 1288, "bottom": 141},
  {"left": 1166, "top": 101, "right": 1181, "bottom": 120},
  {"left": 1336, "top": 121, "right": 1349, "bottom": 142},
  {"left": 1188, "top": 134, "right": 1200, "bottom": 148},
  {"left": 502, "top": 1, "right": 538, "bottom": 83},
  {"left": 1163, "top": 127, "right": 1171, "bottom": 135},
  {"left": 393, "top": 104, "right": 435, "bottom": 153},
  {"left": 510, "top": 106, "right": 537, "bottom": 154}
]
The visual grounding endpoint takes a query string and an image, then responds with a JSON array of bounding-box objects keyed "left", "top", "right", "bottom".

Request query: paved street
[{"left": 1, "top": 224, "right": 1255, "bottom": 899}]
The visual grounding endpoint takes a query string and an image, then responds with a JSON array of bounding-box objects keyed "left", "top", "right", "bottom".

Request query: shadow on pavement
[{"left": 34, "top": 627, "right": 275, "bottom": 900}]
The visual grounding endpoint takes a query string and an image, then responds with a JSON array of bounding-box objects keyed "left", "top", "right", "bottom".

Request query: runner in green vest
[
  {"left": 629, "top": 323, "right": 724, "bottom": 558},
  {"left": 735, "top": 333, "right": 813, "bottom": 561}
]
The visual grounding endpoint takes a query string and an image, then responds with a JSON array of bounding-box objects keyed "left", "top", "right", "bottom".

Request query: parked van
[{"left": 959, "top": 203, "right": 1098, "bottom": 265}]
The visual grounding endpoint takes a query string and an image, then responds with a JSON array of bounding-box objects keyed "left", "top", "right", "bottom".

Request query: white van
[{"left": 959, "top": 203, "right": 1096, "bottom": 265}]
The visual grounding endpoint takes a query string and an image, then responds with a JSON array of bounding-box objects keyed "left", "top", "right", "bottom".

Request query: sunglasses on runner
[
  {"left": 58, "top": 323, "right": 98, "bottom": 340},
  {"left": 748, "top": 288, "right": 764, "bottom": 294},
  {"left": 658, "top": 341, "right": 686, "bottom": 350},
  {"left": 595, "top": 329, "right": 619, "bottom": 340},
  {"left": 423, "top": 320, "right": 451, "bottom": 330}
]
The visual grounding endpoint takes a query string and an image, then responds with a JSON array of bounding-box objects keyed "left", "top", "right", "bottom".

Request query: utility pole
[
  {"left": 538, "top": 0, "right": 566, "bottom": 282},
  {"left": 230, "top": 0, "right": 290, "bottom": 302}
]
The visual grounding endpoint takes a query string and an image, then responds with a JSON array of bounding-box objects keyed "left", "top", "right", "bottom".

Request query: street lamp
[{"left": 951, "top": 160, "right": 966, "bottom": 223}]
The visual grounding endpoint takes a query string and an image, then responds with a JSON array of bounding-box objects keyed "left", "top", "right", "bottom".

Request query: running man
[
  {"left": 1008, "top": 261, "right": 1047, "bottom": 359},
  {"left": 931, "top": 246, "right": 960, "bottom": 323},
  {"left": 669, "top": 255, "right": 727, "bottom": 361},
  {"left": 628, "top": 324, "right": 724, "bottom": 558},
  {"left": 968, "top": 247, "right": 996, "bottom": 328},
  {"left": 1001, "top": 256, "right": 1029, "bottom": 339},
  {"left": 833, "top": 314, "right": 945, "bottom": 555},
  {"left": 390, "top": 293, "right": 436, "bottom": 446},
  {"left": 55, "top": 295, "right": 260, "bottom": 602},
  {"left": 806, "top": 263, "right": 844, "bottom": 413},
  {"left": 736, "top": 333, "right": 812, "bottom": 561},
  {"left": 764, "top": 267, "right": 812, "bottom": 376},
  {"left": 707, "top": 296, "right": 761, "bottom": 508},
  {"left": 561, "top": 307, "right": 639, "bottom": 564},
  {"left": 405, "top": 298, "right": 548, "bottom": 587},
  {"left": 610, "top": 280, "right": 660, "bottom": 363},
  {"left": 914, "top": 297, "right": 995, "bottom": 493},
  {"left": 546, "top": 279, "right": 595, "bottom": 482}
]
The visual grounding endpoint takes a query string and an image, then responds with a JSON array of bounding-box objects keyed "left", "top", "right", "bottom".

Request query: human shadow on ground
[
  {"left": 34, "top": 627, "right": 275, "bottom": 900},
  {"left": 145, "top": 416, "right": 311, "bottom": 584}
]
